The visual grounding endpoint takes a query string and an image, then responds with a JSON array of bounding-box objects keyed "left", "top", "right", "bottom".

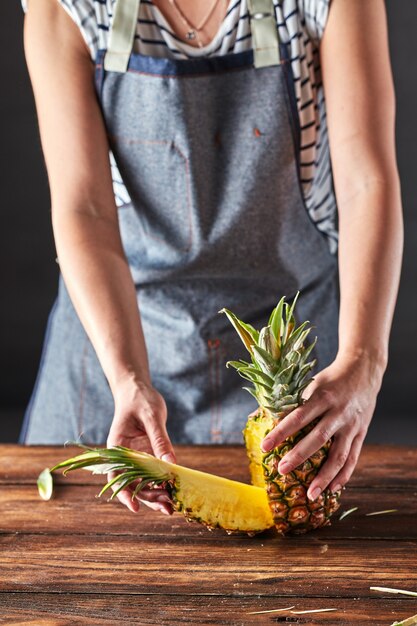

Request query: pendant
[{"left": 186, "top": 30, "right": 196, "bottom": 40}]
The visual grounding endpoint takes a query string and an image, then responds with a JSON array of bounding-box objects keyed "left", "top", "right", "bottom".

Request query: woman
[{"left": 19, "top": 0, "right": 403, "bottom": 517}]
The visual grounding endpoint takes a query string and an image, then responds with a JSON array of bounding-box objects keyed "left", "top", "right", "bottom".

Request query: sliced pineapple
[
  {"left": 169, "top": 461, "right": 274, "bottom": 533},
  {"left": 49, "top": 446, "right": 274, "bottom": 534}
]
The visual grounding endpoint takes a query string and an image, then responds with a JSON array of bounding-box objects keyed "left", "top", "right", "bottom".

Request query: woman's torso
[
  {"left": 19, "top": 0, "right": 340, "bottom": 446},
  {"left": 21, "top": 0, "right": 337, "bottom": 253}
]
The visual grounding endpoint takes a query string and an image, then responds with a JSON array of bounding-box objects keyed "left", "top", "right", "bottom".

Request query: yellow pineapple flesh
[{"left": 169, "top": 460, "right": 274, "bottom": 533}]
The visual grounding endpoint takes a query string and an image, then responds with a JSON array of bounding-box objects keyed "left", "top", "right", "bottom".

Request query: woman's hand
[
  {"left": 261, "top": 352, "right": 385, "bottom": 501},
  {"left": 289, "top": 0, "right": 402, "bottom": 503},
  {"left": 106, "top": 377, "right": 176, "bottom": 516}
]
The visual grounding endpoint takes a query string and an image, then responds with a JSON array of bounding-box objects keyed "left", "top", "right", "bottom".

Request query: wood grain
[
  {"left": 0, "top": 444, "right": 416, "bottom": 625},
  {"left": 1, "top": 594, "right": 417, "bottom": 626},
  {"left": 1, "top": 444, "right": 416, "bottom": 487},
  {"left": 1, "top": 533, "right": 416, "bottom": 596},
  {"left": 0, "top": 485, "right": 415, "bottom": 540}
]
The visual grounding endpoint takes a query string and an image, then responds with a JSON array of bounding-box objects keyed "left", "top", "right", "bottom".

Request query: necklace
[{"left": 167, "top": 0, "right": 228, "bottom": 48}]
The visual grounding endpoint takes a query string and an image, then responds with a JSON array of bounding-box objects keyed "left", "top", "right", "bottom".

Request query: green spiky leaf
[
  {"left": 258, "top": 325, "right": 280, "bottom": 360},
  {"left": 226, "top": 360, "right": 251, "bottom": 370},
  {"left": 219, "top": 308, "right": 259, "bottom": 354},
  {"left": 268, "top": 296, "right": 285, "bottom": 345},
  {"left": 252, "top": 345, "right": 279, "bottom": 376},
  {"left": 242, "top": 386, "right": 261, "bottom": 402},
  {"left": 238, "top": 367, "right": 275, "bottom": 386}
]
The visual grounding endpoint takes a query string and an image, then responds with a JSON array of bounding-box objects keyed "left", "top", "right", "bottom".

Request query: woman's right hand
[{"left": 106, "top": 376, "right": 177, "bottom": 516}]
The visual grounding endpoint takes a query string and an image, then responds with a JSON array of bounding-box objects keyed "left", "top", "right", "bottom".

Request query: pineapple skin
[{"left": 243, "top": 407, "right": 341, "bottom": 535}]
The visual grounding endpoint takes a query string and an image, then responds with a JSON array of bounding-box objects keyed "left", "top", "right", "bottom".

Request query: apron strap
[
  {"left": 247, "top": 0, "right": 281, "bottom": 68},
  {"left": 104, "top": 0, "right": 141, "bottom": 72},
  {"left": 104, "top": 0, "right": 280, "bottom": 72}
]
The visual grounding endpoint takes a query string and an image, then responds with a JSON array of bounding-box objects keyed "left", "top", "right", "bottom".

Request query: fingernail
[
  {"left": 308, "top": 487, "right": 321, "bottom": 501},
  {"left": 162, "top": 453, "right": 176, "bottom": 464},
  {"left": 158, "top": 506, "right": 171, "bottom": 516},
  {"left": 261, "top": 438, "right": 273, "bottom": 452},
  {"left": 332, "top": 484, "right": 342, "bottom": 494}
]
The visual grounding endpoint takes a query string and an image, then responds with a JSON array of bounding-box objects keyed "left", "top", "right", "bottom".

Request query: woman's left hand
[{"left": 261, "top": 352, "right": 385, "bottom": 501}]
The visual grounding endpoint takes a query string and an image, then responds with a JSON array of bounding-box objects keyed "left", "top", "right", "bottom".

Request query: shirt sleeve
[
  {"left": 299, "top": 0, "right": 332, "bottom": 43},
  {"left": 20, "top": 0, "right": 99, "bottom": 62}
]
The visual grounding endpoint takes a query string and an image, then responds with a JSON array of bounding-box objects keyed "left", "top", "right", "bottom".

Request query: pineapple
[
  {"left": 220, "top": 292, "right": 341, "bottom": 535},
  {"left": 48, "top": 446, "right": 275, "bottom": 535},
  {"left": 43, "top": 293, "right": 341, "bottom": 537}
]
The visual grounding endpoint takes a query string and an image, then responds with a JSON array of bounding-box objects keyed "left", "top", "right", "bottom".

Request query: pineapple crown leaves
[
  {"left": 220, "top": 292, "right": 317, "bottom": 414},
  {"left": 48, "top": 444, "right": 175, "bottom": 503},
  {"left": 218, "top": 308, "right": 259, "bottom": 354}
]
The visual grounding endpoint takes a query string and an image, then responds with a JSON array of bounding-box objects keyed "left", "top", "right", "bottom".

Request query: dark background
[{"left": 1, "top": 1, "right": 416, "bottom": 444}]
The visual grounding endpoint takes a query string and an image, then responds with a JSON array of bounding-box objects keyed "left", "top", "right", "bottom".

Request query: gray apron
[{"left": 19, "top": 0, "right": 339, "bottom": 445}]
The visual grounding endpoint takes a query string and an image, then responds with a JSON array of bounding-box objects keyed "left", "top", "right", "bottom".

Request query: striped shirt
[{"left": 21, "top": 0, "right": 338, "bottom": 252}]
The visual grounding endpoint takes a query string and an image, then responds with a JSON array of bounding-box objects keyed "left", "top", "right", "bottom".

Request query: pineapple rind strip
[
  {"left": 339, "top": 507, "right": 358, "bottom": 521},
  {"left": 365, "top": 509, "right": 397, "bottom": 516},
  {"left": 247, "top": 606, "right": 295, "bottom": 615},
  {"left": 291, "top": 608, "right": 338, "bottom": 615},
  {"left": 370, "top": 587, "right": 417, "bottom": 597}
]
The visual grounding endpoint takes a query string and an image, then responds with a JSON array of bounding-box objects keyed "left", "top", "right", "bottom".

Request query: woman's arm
[
  {"left": 24, "top": 0, "right": 175, "bottom": 513},
  {"left": 262, "top": 0, "right": 403, "bottom": 498}
]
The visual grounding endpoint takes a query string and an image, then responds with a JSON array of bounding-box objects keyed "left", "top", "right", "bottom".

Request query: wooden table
[{"left": 0, "top": 444, "right": 416, "bottom": 625}]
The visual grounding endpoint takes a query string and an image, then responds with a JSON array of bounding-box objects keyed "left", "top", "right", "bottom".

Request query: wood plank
[
  {"left": 355, "top": 445, "right": 417, "bottom": 487},
  {"left": 0, "top": 484, "right": 415, "bottom": 540},
  {"left": 1, "top": 593, "right": 417, "bottom": 626},
  {"left": 1, "top": 443, "right": 415, "bottom": 626},
  {"left": 1, "top": 444, "right": 416, "bottom": 487},
  {"left": 0, "top": 533, "right": 416, "bottom": 596}
]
